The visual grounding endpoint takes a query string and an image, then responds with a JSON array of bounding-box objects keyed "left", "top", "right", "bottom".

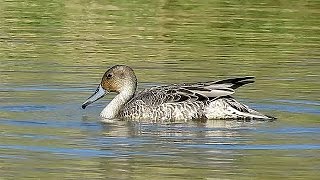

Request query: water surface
[{"left": 0, "top": 0, "right": 319, "bottom": 179}]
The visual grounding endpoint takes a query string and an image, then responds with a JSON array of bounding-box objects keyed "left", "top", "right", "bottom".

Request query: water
[{"left": 0, "top": 0, "right": 319, "bottom": 179}]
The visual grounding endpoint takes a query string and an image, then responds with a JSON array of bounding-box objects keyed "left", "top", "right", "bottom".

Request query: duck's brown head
[{"left": 82, "top": 65, "right": 137, "bottom": 109}]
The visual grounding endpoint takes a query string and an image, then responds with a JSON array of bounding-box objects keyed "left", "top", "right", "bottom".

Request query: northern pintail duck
[{"left": 82, "top": 65, "right": 275, "bottom": 121}]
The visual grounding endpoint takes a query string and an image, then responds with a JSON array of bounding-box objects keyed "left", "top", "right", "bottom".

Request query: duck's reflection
[
  {"left": 99, "top": 118, "right": 258, "bottom": 138},
  {"left": 93, "top": 119, "right": 262, "bottom": 179}
]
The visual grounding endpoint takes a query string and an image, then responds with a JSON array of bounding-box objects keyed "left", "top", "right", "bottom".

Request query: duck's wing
[
  {"left": 129, "top": 77, "right": 254, "bottom": 106},
  {"left": 129, "top": 85, "right": 208, "bottom": 107},
  {"left": 181, "top": 76, "right": 255, "bottom": 99},
  {"left": 208, "top": 76, "right": 255, "bottom": 89}
]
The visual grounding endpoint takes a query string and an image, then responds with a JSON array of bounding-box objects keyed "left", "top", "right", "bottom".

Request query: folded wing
[{"left": 128, "top": 77, "right": 255, "bottom": 106}]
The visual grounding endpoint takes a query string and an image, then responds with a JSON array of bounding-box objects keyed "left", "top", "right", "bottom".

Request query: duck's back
[
  {"left": 119, "top": 85, "right": 210, "bottom": 121},
  {"left": 119, "top": 77, "right": 274, "bottom": 121}
]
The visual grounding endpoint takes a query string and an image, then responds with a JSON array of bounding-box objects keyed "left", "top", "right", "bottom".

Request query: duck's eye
[{"left": 106, "top": 74, "right": 112, "bottom": 79}]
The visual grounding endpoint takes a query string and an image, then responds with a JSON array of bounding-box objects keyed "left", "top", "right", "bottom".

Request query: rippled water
[{"left": 1, "top": 0, "right": 319, "bottom": 179}]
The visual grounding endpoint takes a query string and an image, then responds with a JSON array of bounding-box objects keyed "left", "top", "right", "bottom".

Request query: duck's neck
[{"left": 100, "top": 86, "right": 135, "bottom": 119}]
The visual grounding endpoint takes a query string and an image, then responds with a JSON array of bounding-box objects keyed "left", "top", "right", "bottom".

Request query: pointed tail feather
[{"left": 213, "top": 76, "right": 255, "bottom": 89}]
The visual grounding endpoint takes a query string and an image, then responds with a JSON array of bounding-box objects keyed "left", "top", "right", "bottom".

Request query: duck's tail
[
  {"left": 205, "top": 96, "right": 276, "bottom": 120},
  {"left": 206, "top": 76, "right": 255, "bottom": 90},
  {"left": 235, "top": 108, "right": 277, "bottom": 120}
]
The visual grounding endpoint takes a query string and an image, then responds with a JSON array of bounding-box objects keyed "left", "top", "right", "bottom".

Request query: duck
[{"left": 82, "top": 65, "right": 275, "bottom": 121}]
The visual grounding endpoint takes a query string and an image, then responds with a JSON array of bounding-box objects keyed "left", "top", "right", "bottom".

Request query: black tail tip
[{"left": 267, "top": 115, "right": 277, "bottom": 120}]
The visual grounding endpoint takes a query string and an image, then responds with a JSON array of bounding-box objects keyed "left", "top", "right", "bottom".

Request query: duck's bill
[{"left": 82, "top": 85, "right": 108, "bottom": 109}]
